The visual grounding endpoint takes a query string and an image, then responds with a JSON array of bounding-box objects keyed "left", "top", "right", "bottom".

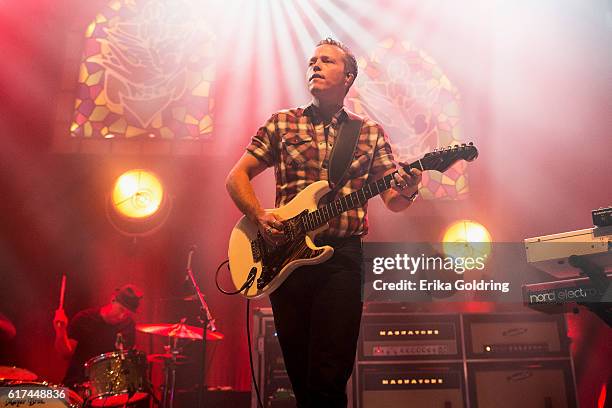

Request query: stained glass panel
[
  {"left": 70, "top": 0, "right": 215, "bottom": 140},
  {"left": 346, "top": 38, "right": 468, "bottom": 199}
]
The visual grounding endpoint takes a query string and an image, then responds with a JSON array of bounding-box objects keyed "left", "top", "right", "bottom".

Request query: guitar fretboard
[
  {"left": 301, "top": 170, "right": 404, "bottom": 232},
  {"left": 299, "top": 143, "right": 477, "bottom": 233}
]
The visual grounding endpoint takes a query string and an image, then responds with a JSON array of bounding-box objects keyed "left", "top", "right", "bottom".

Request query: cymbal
[
  {"left": 0, "top": 366, "right": 37, "bottom": 381},
  {"left": 147, "top": 353, "right": 188, "bottom": 364},
  {"left": 136, "top": 323, "right": 224, "bottom": 341}
]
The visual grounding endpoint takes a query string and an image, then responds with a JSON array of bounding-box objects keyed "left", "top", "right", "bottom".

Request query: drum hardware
[
  {"left": 83, "top": 350, "right": 150, "bottom": 407},
  {"left": 139, "top": 246, "right": 222, "bottom": 408},
  {"left": 136, "top": 321, "right": 224, "bottom": 341},
  {"left": 137, "top": 317, "right": 223, "bottom": 408},
  {"left": 183, "top": 245, "right": 218, "bottom": 408},
  {"left": 147, "top": 353, "right": 188, "bottom": 365},
  {"left": 160, "top": 336, "right": 183, "bottom": 408}
]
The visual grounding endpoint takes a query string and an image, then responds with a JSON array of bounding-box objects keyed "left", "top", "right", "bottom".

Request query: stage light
[
  {"left": 442, "top": 220, "right": 492, "bottom": 267},
  {"left": 111, "top": 169, "right": 164, "bottom": 219},
  {"left": 107, "top": 169, "right": 171, "bottom": 236}
]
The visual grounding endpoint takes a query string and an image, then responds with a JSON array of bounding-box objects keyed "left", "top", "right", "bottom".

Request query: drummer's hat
[{"left": 114, "top": 284, "right": 143, "bottom": 312}]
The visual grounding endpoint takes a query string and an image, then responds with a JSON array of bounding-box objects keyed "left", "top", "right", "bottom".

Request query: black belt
[{"left": 314, "top": 235, "right": 362, "bottom": 247}]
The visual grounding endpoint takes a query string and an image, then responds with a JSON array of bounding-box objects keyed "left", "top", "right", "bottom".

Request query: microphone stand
[{"left": 184, "top": 246, "right": 217, "bottom": 408}]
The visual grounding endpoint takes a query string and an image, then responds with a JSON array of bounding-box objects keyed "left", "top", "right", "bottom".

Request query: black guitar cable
[
  {"left": 214, "top": 260, "right": 264, "bottom": 408},
  {"left": 214, "top": 260, "right": 256, "bottom": 295}
]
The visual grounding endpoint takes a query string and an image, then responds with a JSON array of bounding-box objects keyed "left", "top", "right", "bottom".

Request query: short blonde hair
[{"left": 317, "top": 38, "right": 358, "bottom": 81}]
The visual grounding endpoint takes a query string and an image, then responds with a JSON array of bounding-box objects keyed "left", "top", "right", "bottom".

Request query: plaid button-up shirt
[{"left": 246, "top": 104, "right": 396, "bottom": 237}]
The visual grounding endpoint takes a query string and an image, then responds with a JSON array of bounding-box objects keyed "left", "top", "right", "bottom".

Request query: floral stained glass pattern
[
  {"left": 70, "top": 0, "right": 215, "bottom": 140},
  {"left": 346, "top": 38, "right": 468, "bottom": 200}
]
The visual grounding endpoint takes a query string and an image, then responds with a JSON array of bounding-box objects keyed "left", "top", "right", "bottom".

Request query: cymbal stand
[
  {"left": 184, "top": 246, "right": 217, "bottom": 408},
  {"left": 161, "top": 336, "right": 182, "bottom": 408}
]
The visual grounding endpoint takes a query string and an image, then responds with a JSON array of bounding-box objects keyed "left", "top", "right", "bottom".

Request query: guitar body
[{"left": 228, "top": 181, "right": 334, "bottom": 299}]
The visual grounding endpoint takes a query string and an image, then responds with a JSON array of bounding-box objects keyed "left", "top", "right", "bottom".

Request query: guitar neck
[
  {"left": 302, "top": 163, "right": 422, "bottom": 233},
  {"left": 301, "top": 143, "right": 478, "bottom": 233}
]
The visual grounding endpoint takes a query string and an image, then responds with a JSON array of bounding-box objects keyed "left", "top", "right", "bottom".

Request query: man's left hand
[{"left": 392, "top": 167, "right": 422, "bottom": 196}]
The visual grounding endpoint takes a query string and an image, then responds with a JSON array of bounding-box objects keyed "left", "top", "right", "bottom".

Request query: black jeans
[{"left": 270, "top": 236, "right": 363, "bottom": 408}]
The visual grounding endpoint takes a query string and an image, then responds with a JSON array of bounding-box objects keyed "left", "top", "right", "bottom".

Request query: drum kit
[
  {"left": 2, "top": 250, "right": 220, "bottom": 407},
  {"left": 0, "top": 320, "right": 224, "bottom": 408}
]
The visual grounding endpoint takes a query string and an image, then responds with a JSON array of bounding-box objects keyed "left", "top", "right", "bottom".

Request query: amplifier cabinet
[
  {"left": 356, "top": 362, "right": 466, "bottom": 408},
  {"left": 467, "top": 360, "right": 577, "bottom": 408},
  {"left": 251, "top": 308, "right": 294, "bottom": 408},
  {"left": 462, "top": 313, "right": 570, "bottom": 359},
  {"left": 359, "top": 313, "right": 461, "bottom": 361}
]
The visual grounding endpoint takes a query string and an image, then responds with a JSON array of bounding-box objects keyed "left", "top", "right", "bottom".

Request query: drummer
[{"left": 53, "top": 284, "right": 143, "bottom": 388}]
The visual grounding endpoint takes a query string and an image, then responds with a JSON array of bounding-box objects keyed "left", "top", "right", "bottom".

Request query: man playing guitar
[{"left": 226, "top": 38, "right": 421, "bottom": 407}]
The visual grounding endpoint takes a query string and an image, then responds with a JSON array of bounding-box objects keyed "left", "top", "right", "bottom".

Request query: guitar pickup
[{"left": 251, "top": 237, "right": 262, "bottom": 262}]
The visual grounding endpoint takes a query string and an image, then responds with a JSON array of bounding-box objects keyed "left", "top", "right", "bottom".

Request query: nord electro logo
[{"left": 528, "top": 287, "right": 605, "bottom": 304}]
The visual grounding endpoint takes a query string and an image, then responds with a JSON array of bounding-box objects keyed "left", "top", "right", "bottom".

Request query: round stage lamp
[
  {"left": 111, "top": 169, "right": 164, "bottom": 219},
  {"left": 442, "top": 220, "right": 492, "bottom": 267},
  {"left": 107, "top": 169, "right": 171, "bottom": 236}
]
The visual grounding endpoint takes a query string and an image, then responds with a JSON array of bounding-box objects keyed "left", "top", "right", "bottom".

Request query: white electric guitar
[{"left": 228, "top": 143, "right": 478, "bottom": 299}]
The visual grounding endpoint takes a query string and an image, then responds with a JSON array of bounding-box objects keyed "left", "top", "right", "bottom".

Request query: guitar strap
[{"left": 327, "top": 117, "right": 364, "bottom": 198}]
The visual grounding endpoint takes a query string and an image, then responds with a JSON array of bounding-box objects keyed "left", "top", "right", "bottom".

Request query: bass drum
[
  {"left": 0, "top": 380, "right": 83, "bottom": 407},
  {"left": 84, "top": 350, "right": 148, "bottom": 407}
]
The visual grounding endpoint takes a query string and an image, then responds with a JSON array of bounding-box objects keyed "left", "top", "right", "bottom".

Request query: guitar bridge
[{"left": 257, "top": 266, "right": 276, "bottom": 290}]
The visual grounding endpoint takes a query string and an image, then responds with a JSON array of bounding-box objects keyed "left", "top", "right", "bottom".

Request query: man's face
[
  {"left": 106, "top": 300, "right": 133, "bottom": 324},
  {"left": 307, "top": 44, "right": 351, "bottom": 99}
]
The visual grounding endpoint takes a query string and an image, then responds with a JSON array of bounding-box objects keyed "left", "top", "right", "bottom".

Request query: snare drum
[
  {"left": 84, "top": 350, "right": 148, "bottom": 407},
  {"left": 0, "top": 380, "right": 83, "bottom": 407}
]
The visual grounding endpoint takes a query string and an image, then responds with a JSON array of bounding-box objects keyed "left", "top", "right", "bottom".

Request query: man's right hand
[
  {"left": 53, "top": 309, "right": 68, "bottom": 331},
  {"left": 255, "top": 212, "right": 286, "bottom": 245},
  {"left": 53, "top": 309, "right": 76, "bottom": 357}
]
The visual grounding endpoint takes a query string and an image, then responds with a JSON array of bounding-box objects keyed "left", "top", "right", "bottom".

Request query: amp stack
[
  {"left": 251, "top": 308, "right": 293, "bottom": 408},
  {"left": 251, "top": 308, "right": 578, "bottom": 408},
  {"left": 353, "top": 309, "right": 577, "bottom": 408},
  {"left": 354, "top": 313, "right": 464, "bottom": 407}
]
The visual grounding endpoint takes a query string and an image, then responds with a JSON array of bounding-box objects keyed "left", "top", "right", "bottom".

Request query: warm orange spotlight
[
  {"left": 111, "top": 169, "right": 164, "bottom": 219},
  {"left": 442, "top": 220, "right": 492, "bottom": 266},
  {"left": 107, "top": 169, "right": 170, "bottom": 236}
]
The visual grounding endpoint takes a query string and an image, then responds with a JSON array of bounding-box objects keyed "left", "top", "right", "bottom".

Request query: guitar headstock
[{"left": 407, "top": 143, "right": 478, "bottom": 173}]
